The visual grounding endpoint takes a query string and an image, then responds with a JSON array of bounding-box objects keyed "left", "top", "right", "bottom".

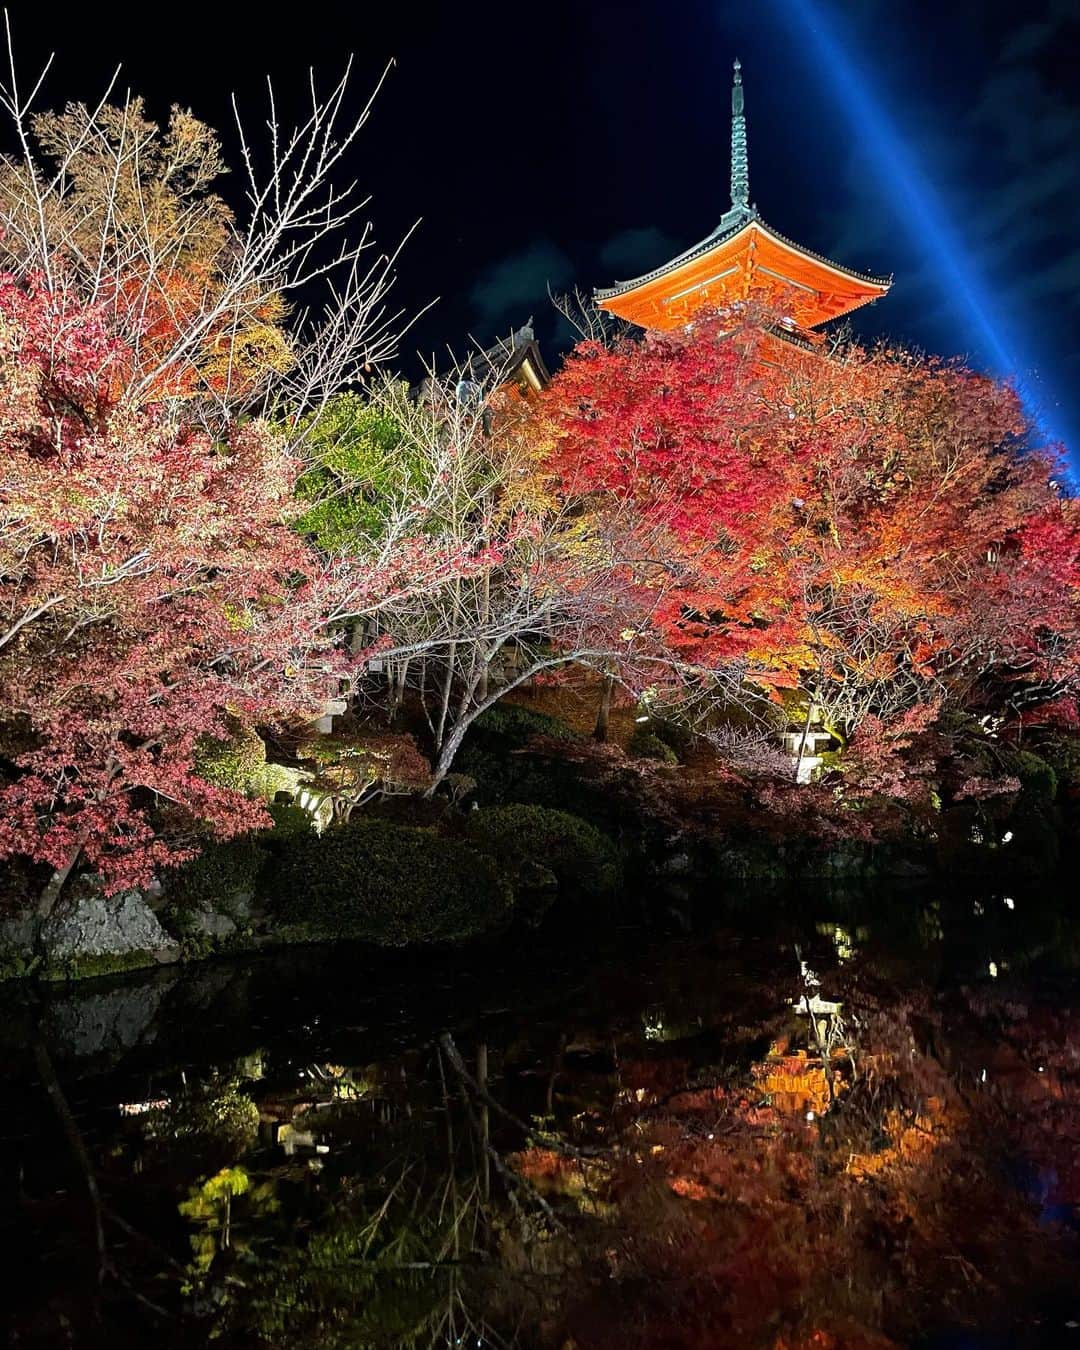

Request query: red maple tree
[
  {"left": 0, "top": 276, "right": 340, "bottom": 904},
  {"left": 539, "top": 311, "right": 1080, "bottom": 742}
]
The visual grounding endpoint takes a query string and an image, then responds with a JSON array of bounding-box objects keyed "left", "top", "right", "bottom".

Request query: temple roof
[
  {"left": 595, "top": 206, "right": 891, "bottom": 303},
  {"left": 595, "top": 61, "right": 891, "bottom": 332},
  {"left": 471, "top": 320, "right": 551, "bottom": 392}
]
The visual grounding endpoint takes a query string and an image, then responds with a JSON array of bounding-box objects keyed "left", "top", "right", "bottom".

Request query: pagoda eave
[{"left": 595, "top": 215, "right": 890, "bottom": 334}]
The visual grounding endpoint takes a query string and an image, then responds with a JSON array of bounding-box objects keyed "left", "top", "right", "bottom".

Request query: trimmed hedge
[
  {"left": 266, "top": 818, "right": 513, "bottom": 946},
  {"left": 466, "top": 703, "right": 577, "bottom": 747},
  {"left": 457, "top": 704, "right": 581, "bottom": 809},
  {"left": 627, "top": 728, "right": 678, "bottom": 765},
  {"left": 467, "top": 804, "right": 619, "bottom": 896},
  {"left": 166, "top": 806, "right": 315, "bottom": 915},
  {"left": 1008, "top": 749, "right": 1058, "bottom": 803},
  {"left": 628, "top": 717, "right": 689, "bottom": 763},
  {"left": 1042, "top": 735, "right": 1080, "bottom": 791},
  {"left": 167, "top": 836, "right": 268, "bottom": 914}
]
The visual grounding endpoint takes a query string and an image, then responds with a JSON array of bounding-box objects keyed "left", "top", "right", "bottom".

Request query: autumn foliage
[
  {"left": 0, "top": 277, "right": 326, "bottom": 895},
  {"left": 0, "top": 70, "right": 1078, "bottom": 913},
  {"left": 539, "top": 312, "right": 1080, "bottom": 739}
]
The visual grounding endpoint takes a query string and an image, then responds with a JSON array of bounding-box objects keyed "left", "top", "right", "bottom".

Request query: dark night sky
[{"left": 6, "top": 1, "right": 1080, "bottom": 457}]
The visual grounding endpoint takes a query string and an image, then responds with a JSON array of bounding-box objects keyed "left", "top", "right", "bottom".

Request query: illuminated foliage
[
  {"left": 0, "top": 100, "right": 293, "bottom": 401},
  {"left": 0, "top": 278, "right": 323, "bottom": 899},
  {"left": 539, "top": 314, "right": 1080, "bottom": 745}
]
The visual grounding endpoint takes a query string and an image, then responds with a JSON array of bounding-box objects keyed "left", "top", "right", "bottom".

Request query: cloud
[
  {"left": 469, "top": 239, "right": 574, "bottom": 331},
  {"left": 598, "top": 226, "right": 682, "bottom": 280}
]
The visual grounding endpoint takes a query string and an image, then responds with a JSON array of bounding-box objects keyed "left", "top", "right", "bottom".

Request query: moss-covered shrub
[
  {"left": 467, "top": 804, "right": 620, "bottom": 897},
  {"left": 166, "top": 836, "right": 268, "bottom": 914},
  {"left": 457, "top": 703, "right": 580, "bottom": 807},
  {"left": 194, "top": 721, "right": 302, "bottom": 801},
  {"left": 265, "top": 801, "right": 317, "bottom": 841},
  {"left": 266, "top": 819, "right": 513, "bottom": 946},
  {"left": 1008, "top": 749, "right": 1058, "bottom": 803},
  {"left": 627, "top": 727, "right": 679, "bottom": 765}
]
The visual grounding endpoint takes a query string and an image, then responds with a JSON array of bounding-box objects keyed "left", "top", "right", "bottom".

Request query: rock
[
  {"left": 42, "top": 979, "right": 170, "bottom": 1060},
  {"left": 189, "top": 909, "right": 237, "bottom": 940},
  {"left": 143, "top": 875, "right": 168, "bottom": 912},
  {"left": 658, "top": 851, "right": 693, "bottom": 876},
  {"left": 41, "top": 888, "right": 179, "bottom": 977},
  {"left": 0, "top": 912, "right": 38, "bottom": 979},
  {"left": 218, "top": 890, "right": 255, "bottom": 924}
]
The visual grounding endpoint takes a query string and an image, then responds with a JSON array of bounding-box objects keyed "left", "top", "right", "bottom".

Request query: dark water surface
[{"left": 4, "top": 881, "right": 1080, "bottom": 1348}]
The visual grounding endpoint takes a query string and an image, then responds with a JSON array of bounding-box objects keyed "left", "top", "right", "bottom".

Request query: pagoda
[{"left": 595, "top": 61, "right": 891, "bottom": 351}]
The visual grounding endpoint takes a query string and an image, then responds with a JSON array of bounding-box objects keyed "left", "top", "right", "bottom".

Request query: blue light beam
[{"left": 782, "top": 0, "right": 1074, "bottom": 466}]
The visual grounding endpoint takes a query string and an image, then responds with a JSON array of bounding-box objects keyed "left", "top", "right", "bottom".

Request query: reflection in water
[{"left": 4, "top": 883, "right": 1080, "bottom": 1347}]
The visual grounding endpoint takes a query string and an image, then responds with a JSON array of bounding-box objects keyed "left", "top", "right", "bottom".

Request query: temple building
[{"left": 595, "top": 61, "right": 891, "bottom": 355}]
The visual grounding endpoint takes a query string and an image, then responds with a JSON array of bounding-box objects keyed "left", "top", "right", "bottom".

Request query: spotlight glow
[{"left": 783, "top": 1, "right": 1074, "bottom": 464}]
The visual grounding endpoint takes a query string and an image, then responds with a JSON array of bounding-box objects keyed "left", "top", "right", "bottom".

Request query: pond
[{"left": 4, "top": 879, "right": 1080, "bottom": 1348}]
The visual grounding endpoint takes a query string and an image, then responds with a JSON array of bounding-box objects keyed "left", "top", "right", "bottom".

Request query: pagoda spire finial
[{"left": 730, "top": 57, "right": 750, "bottom": 211}]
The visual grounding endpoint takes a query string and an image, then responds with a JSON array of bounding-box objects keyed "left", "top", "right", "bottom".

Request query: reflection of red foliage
[
  {"left": 753, "top": 1051, "right": 841, "bottom": 1118},
  {"left": 543, "top": 975, "right": 1079, "bottom": 1350},
  {"left": 980, "top": 1000, "right": 1080, "bottom": 1213}
]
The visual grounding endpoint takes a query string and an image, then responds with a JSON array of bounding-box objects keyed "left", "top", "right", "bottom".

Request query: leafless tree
[
  {"left": 0, "top": 16, "right": 421, "bottom": 435},
  {"left": 549, "top": 283, "right": 634, "bottom": 349},
  {"left": 306, "top": 349, "right": 689, "bottom": 788}
]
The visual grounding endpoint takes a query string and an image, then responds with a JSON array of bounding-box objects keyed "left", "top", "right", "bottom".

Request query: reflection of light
[
  {"left": 832, "top": 925, "right": 855, "bottom": 962},
  {"left": 784, "top": 2, "right": 1073, "bottom": 461},
  {"left": 118, "top": 1099, "right": 168, "bottom": 1116},
  {"left": 1004, "top": 895, "right": 1015, "bottom": 910}
]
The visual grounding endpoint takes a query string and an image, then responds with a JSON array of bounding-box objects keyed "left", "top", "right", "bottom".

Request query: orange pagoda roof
[{"left": 595, "top": 61, "right": 891, "bottom": 341}]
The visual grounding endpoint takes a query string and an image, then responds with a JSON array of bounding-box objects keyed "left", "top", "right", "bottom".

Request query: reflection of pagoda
[{"left": 595, "top": 61, "right": 891, "bottom": 351}]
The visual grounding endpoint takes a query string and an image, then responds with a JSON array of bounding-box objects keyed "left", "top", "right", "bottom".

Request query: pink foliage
[{"left": 0, "top": 278, "right": 338, "bottom": 892}]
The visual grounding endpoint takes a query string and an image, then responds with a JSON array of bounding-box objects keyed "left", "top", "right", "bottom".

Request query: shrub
[
  {"left": 265, "top": 801, "right": 317, "bottom": 841},
  {"left": 166, "top": 836, "right": 268, "bottom": 913},
  {"left": 468, "top": 703, "right": 577, "bottom": 748},
  {"left": 1007, "top": 749, "right": 1058, "bottom": 803},
  {"left": 467, "top": 804, "right": 620, "bottom": 896},
  {"left": 165, "top": 805, "right": 313, "bottom": 917},
  {"left": 195, "top": 720, "right": 301, "bottom": 800},
  {"left": 266, "top": 819, "right": 513, "bottom": 946},
  {"left": 648, "top": 717, "right": 695, "bottom": 758},
  {"left": 1041, "top": 735, "right": 1080, "bottom": 791},
  {"left": 457, "top": 703, "right": 580, "bottom": 807},
  {"left": 627, "top": 727, "right": 679, "bottom": 765}
]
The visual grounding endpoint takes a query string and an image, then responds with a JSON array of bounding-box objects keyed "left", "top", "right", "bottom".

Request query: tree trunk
[
  {"left": 593, "top": 673, "right": 614, "bottom": 742},
  {"left": 433, "top": 645, "right": 456, "bottom": 754},
  {"left": 38, "top": 841, "right": 85, "bottom": 921},
  {"left": 426, "top": 717, "right": 473, "bottom": 795},
  {"left": 33, "top": 1035, "right": 108, "bottom": 1284},
  {"left": 477, "top": 1042, "right": 490, "bottom": 1202},
  {"left": 391, "top": 659, "right": 409, "bottom": 717}
]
